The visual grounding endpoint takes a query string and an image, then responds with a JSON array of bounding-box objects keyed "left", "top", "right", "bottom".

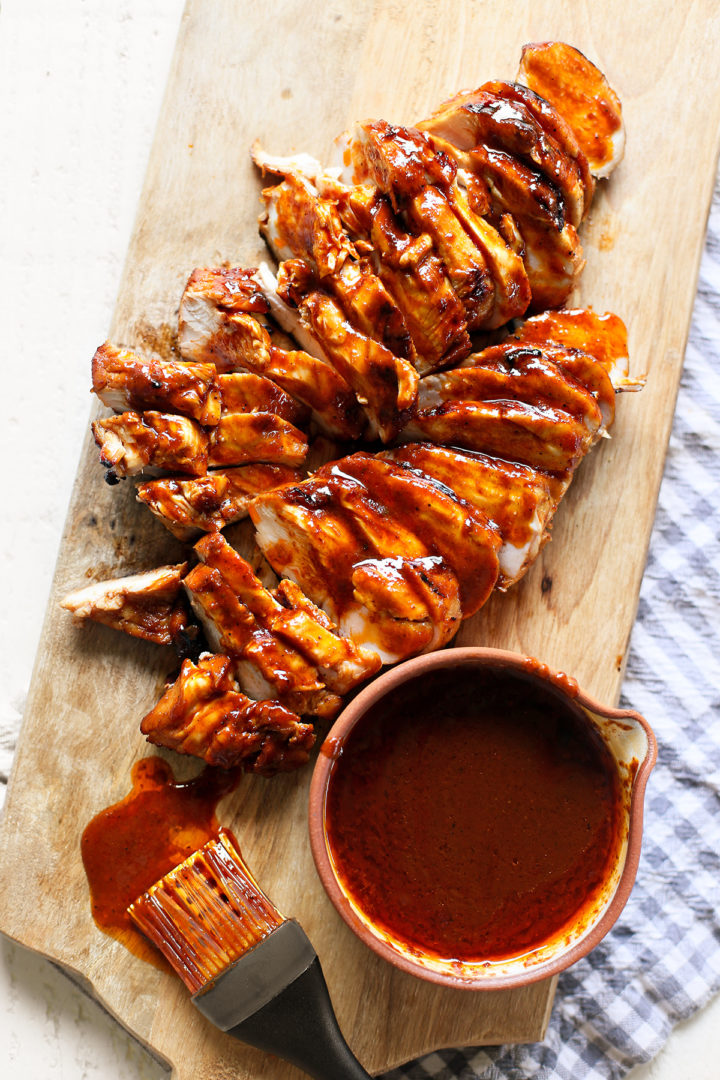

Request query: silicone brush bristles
[{"left": 128, "top": 829, "right": 285, "bottom": 993}]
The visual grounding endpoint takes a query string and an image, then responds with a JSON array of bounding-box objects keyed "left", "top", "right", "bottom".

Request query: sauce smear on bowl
[{"left": 324, "top": 667, "right": 621, "bottom": 962}]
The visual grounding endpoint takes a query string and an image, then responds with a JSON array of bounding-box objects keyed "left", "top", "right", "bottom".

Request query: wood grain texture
[{"left": 1, "top": 0, "right": 720, "bottom": 1076}]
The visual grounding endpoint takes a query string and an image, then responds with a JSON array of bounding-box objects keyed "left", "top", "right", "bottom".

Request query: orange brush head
[{"left": 128, "top": 829, "right": 284, "bottom": 993}]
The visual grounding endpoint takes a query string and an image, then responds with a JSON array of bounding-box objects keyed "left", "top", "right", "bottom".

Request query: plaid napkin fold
[{"left": 385, "top": 171, "right": 720, "bottom": 1080}]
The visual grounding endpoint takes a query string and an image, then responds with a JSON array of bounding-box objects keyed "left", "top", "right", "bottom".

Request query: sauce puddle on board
[
  {"left": 81, "top": 756, "right": 239, "bottom": 967},
  {"left": 325, "top": 667, "right": 621, "bottom": 962}
]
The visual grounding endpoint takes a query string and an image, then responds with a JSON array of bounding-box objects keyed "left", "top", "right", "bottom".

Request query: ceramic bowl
[{"left": 308, "top": 647, "right": 657, "bottom": 990}]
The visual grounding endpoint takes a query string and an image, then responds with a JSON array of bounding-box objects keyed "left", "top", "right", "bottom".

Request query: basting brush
[{"left": 128, "top": 828, "right": 372, "bottom": 1079}]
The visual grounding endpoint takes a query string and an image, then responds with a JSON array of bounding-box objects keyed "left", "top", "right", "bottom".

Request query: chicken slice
[
  {"left": 427, "top": 137, "right": 584, "bottom": 310},
  {"left": 208, "top": 411, "right": 308, "bottom": 468},
  {"left": 251, "top": 142, "right": 329, "bottom": 183},
  {"left": 510, "top": 308, "right": 636, "bottom": 388},
  {"left": 309, "top": 465, "right": 464, "bottom": 653},
  {"left": 405, "top": 184, "right": 494, "bottom": 329},
  {"left": 92, "top": 411, "right": 209, "bottom": 481},
  {"left": 446, "top": 343, "right": 605, "bottom": 437},
  {"left": 180, "top": 264, "right": 364, "bottom": 438},
  {"left": 402, "top": 397, "right": 588, "bottom": 474},
  {"left": 140, "top": 653, "right": 315, "bottom": 775},
  {"left": 253, "top": 146, "right": 474, "bottom": 361},
  {"left": 339, "top": 121, "right": 498, "bottom": 330},
  {"left": 334, "top": 119, "right": 456, "bottom": 201},
  {"left": 178, "top": 267, "right": 269, "bottom": 365},
  {"left": 218, "top": 372, "right": 310, "bottom": 426},
  {"left": 480, "top": 80, "right": 594, "bottom": 217},
  {"left": 457, "top": 143, "right": 565, "bottom": 231},
  {"left": 61, "top": 563, "right": 189, "bottom": 645},
  {"left": 348, "top": 556, "right": 462, "bottom": 655},
  {"left": 314, "top": 466, "right": 431, "bottom": 561},
  {"left": 249, "top": 478, "right": 462, "bottom": 663},
  {"left": 518, "top": 41, "right": 625, "bottom": 179},
  {"left": 183, "top": 563, "right": 341, "bottom": 718},
  {"left": 252, "top": 264, "right": 366, "bottom": 438},
  {"left": 530, "top": 345, "right": 616, "bottom": 428},
  {"left": 344, "top": 187, "right": 471, "bottom": 372},
  {"left": 418, "top": 87, "right": 586, "bottom": 228},
  {"left": 516, "top": 217, "right": 584, "bottom": 312},
  {"left": 260, "top": 172, "right": 357, "bottom": 276},
  {"left": 317, "top": 454, "right": 501, "bottom": 617},
  {"left": 447, "top": 176, "right": 531, "bottom": 328},
  {"left": 92, "top": 343, "right": 221, "bottom": 426},
  {"left": 383, "top": 443, "right": 556, "bottom": 588},
  {"left": 260, "top": 174, "right": 417, "bottom": 362},
  {"left": 136, "top": 464, "right": 300, "bottom": 541},
  {"left": 278, "top": 270, "right": 418, "bottom": 441},
  {"left": 195, "top": 532, "right": 379, "bottom": 693}
]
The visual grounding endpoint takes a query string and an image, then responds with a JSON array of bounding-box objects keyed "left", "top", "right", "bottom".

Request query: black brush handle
[{"left": 228, "top": 957, "right": 372, "bottom": 1079}]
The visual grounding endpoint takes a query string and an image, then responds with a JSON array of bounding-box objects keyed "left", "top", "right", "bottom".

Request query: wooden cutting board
[{"left": 2, "top": 1, "right": 720, "bottom": 1076}]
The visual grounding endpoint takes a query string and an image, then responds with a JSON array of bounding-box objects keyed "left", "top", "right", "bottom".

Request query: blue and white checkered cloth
[{"left": 386, "top": 172, "right": 720, "bottom": 1080}]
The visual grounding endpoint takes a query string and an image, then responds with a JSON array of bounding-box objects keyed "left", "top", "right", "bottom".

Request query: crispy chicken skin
[
  {"left": 61, "top": 564, "right": 189, "bottom": 644},
  {"left": 91, "top": 343, "right": 221, "bottom": 426},
  {"left": 136, "top": 464, "right": 300, "bottom": 541},
  {"left": 92, "top": 411, "right": 209, "bottom": 480},
  {"left": 517, "top": 42, "right": 625, "bottom": 179},
  {"left": 195, "top": 532, "right": 379, "bottom": 693},
  {"left": 140, "top": 653, "right": 315, "bottom": 775},
  {"left": 183, "top": 563, "right": 341, "bottom": 718},
  {"left": 384, "top": 443, "right": 556, "bottom": 588}
]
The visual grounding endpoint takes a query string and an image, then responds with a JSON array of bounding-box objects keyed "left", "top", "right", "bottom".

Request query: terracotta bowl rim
[{"left": 307, "top": 646, "right": 658, "bottom": 991}]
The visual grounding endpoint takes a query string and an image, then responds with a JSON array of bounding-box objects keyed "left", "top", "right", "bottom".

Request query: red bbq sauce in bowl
[{"left": 323, "top": 665, "right": 622, "bottom": 964}]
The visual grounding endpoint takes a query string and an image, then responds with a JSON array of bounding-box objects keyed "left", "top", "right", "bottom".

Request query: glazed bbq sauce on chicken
[
  {"left": 519, "top": 44, "right": 622, "bottom": 176},
  {"left": 81, "top": 756, "right": 239, "bottom": 968},
  {"left": 325, "top": 667, "right": 621, "bottom": 962}
]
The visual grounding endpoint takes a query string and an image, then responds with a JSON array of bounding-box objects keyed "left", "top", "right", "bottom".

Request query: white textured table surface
[{"left": 1, "top": 3, "right": 719, "bottom": 1077}]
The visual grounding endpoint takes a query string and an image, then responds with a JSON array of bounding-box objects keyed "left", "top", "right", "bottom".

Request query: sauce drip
[
  {"left": 325, "top": 668, "right": 621, "bottom": 962},
  {"left": 81, "top": 756, "right": 239, "bottom": 967}
]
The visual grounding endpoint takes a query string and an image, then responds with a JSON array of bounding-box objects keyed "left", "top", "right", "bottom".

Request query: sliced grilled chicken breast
[
  {"left": 61, "top": 563, "right": 189, "bottom": 644},
  {"left": 183, "top": 563, "right": 341, "bottom": 718},
  {"left": 92, "top": 342, "right": 221, "bottom": 425},
  {"left": 92, "top": 411, "right": 209, "bottom": 480},
  {"left": 208, "top": 411, "right": 308, "bottom": 468},
  {"left": 383, "top": 443, "right": 556, "bottom": 588},
  {"left": 195, "top": 532, "right": 379, "bottom": 693},
  {"left": 518, "top": 41, "right": 625, "bottom": 179},
  {"left": 140, "top": 653, "right": 315, "bottom": 774},
  {"left": 317, "top": 453, "right": 501, "bottom": 617},
  {"left": 136, "top": 464, "right": 300, "bottom": 541}
]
